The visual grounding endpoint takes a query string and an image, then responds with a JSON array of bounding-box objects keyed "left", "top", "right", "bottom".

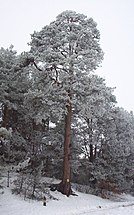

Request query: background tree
[
  {"left": 86, "top": 107, "right": 134, "bottom": 195},
  {"left": 70, "top": 74, "right": 116, "bottom": 184}
]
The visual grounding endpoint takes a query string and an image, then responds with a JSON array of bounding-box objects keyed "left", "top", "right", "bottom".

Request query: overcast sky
[{"left": 0, "top": 0, "right": 134, "bottom": 112}]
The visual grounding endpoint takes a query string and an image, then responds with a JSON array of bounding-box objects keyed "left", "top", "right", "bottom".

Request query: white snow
[
  {"left": 0, "top": 168, "right": 134, "bottom": 215},
  {"left": 0, "top": 186, "right": 134, "bottom": 215}
]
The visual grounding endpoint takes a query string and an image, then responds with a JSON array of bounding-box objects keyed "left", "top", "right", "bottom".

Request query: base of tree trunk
[
  {"left": 50, "top": 181, "right": 73, "bottom": 197},
  {"left": 57, "top": 181, "right": 72, "bottom": 197}
]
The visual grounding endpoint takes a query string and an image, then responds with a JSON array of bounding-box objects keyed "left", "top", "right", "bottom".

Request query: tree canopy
[{"left": 0, "top": 11, "right": 134, "bottom": 198}]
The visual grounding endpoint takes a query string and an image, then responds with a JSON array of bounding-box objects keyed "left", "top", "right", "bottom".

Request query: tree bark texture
[{"left": 59, "top": 102, "right": 72, "bottom": 196}]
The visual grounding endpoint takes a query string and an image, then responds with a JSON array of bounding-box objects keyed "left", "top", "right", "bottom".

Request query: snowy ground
[
  {"left": 0, "top": 166, "right": 134, "bottom": 215},
  {"left": 1, "top": 185, "right": 134, "bottom": 215}
]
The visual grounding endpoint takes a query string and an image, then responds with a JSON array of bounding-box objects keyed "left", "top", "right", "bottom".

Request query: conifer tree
[{"left": 29, "top": 10, "right": 104, "bottom": 196}]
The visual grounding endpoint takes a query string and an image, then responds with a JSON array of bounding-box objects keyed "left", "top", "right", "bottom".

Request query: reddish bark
[{"left": 58, "top": 102, "right": 72, "bottom": 196}]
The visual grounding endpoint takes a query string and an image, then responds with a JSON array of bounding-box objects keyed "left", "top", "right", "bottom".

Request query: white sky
[{"left": 0, "top": 0, "right": 134, "bottom": 112}]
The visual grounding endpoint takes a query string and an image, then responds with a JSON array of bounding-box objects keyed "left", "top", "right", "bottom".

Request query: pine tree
[
  {"left": 29, "top": 10, "right": 104, "bottom": 196},
  {"left": 90, "top": 107, "right": 134, "bottom": 194}
]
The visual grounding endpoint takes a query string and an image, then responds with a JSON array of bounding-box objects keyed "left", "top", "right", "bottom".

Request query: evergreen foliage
[{"left": 0, "top": 11, "right": 134, "bottom": 198}]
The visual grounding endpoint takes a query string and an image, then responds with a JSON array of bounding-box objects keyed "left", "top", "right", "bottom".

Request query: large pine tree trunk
[
  {"left": 58, "top": 40, "right": 73, "bottom": 196},
  {"left": 58, "top": 102, "right": 72, "bottom": 196}
]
